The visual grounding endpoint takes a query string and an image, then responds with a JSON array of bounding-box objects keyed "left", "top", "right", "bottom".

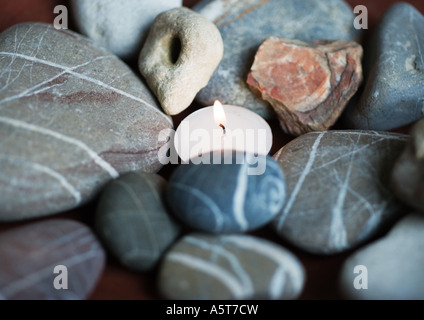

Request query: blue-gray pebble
[
  {"left": 167, "top": 153, "right": 286, "bottom": 234},
  {"left": 343, "top": 3, "right": 424, "bottom": 130},
  {"left": 96, "top": 172, "right": 181, "bottom": 272}
]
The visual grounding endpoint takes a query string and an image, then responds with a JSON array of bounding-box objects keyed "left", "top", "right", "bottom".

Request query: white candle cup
[{"left": 174, "top": 104, "right": 273, "bottom": 163}]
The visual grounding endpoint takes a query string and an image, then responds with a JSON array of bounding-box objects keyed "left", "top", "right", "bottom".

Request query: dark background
[{"left": 1, "top": 0, "right": 423, "bottom": 300}]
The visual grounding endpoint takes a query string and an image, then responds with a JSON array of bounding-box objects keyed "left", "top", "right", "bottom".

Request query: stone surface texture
[
  {"left": 0, "top": 219, "right": 105, "bottom": 300},
  {"left": 167, "top": 153, "right": 286, "bottom": 234},
  {"left": 158, "top": 233, "right": 305, "bottom": 300},
  {"left": 139, "top": 7, "right": 224, "bottom": 116},
  {"left": 193, "top": 0, "right": 360, "bottom": 119},
  {"left": 247, "top": 37, "right": 363, "bottom": 136},
  {"left": 0, "top": 23, "right": 173, "bottom": 221},
  {"left": 272, "top": 131, "right": 409, "bottom": 254},
  {"left": 96, "top": 172, "right": 182, "bottom": 272},
  {"left": 343, "top": 2, "right": 424, "bottom": 130},
  {"left": 340, "top": 213, "right": 424, "bottom": 299},
  {"left": 71, "top": 0, "right": 182, "bottom": 60},
  {"left": 391, "top": 119, "right": 424, "bottom": 212}
]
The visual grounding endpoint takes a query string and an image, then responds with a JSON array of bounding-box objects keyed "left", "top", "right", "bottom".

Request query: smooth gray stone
[
  {"left": 139, "top": 7, "right": 223, "bottom": 115},
  {"left": 0, "top": 219, "right": 105, "bottom": 300},
  {"left": 391, "top": 119, "right": 424, "bottom": 212},
  {"left": 343, "top": 3, "right": 424, "bottom": 130},
  {"left": 167, "top": 153, "right": 286, "bottom": 234},
  {"left": 340, "top": 213, "right": 424, "bottom": 300},
  {"left": 158, "top": 233, "right": 305, "bottom": 300},
  {"left": 96, "top": 172, "right": 182, "bottom": 272},
  {"left": 272, "top": 131, "right": 409, "bottom": 255},
  {"left": 0, "top": 23, "right": 173, "bottom": 221},
  {"left": 71, "top": 0, "right": 182, "bottom": 60},
  {"left": 193, "top": 0, "right": 360, "bottom": 119}
]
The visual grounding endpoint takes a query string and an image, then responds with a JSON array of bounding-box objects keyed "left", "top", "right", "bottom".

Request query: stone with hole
[{"left": 138, "top": 7, "right": 224, "bottom": 116}]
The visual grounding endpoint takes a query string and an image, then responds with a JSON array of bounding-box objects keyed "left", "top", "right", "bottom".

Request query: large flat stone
[{"left": 0, "top": 23, "right": 173, "bottom": 221}]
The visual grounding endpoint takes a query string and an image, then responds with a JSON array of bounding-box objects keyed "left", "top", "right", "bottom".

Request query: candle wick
[{"left": 219, "top": 124, "right": 226, "bottom": 135}]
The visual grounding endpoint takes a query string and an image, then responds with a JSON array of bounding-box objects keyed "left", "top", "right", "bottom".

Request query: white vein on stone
[
  {"left": 172, "top": 182, "right": 224, "bottom": 232},
  {"left": 0, "top": 155, "right": 81, "bottom": 204},
  {"left": 269, "top": 266, "right": 287, "bottom": 299},
  {"left": 0, "top": 116, "right": 119, "bottom": 178},
  {"left": 0, "top": 52, "right": 173, "bottom": 126},
  {"left": 29, "top": 162, "right": 81, "bottom": 204},
  {"left": 0, "top": 56, "right": 112, "bottom": 105},
  {"left": 42, "top": 230, "right": 91, "bottom": 253},
  {"left": 346, "top": 184, "right": 376, "bottom": 218},
  {"left": 185, "top": 236, "right": 254, "bottom": 295},
  {"left": 232, "top": 163, "right": 249, "bottom": 230},
  {"left": 285, "top": 132, "right": 408, "bottom": 180},
  {"left": 357, "top": 202, "right": 387, "bottom": 242},
  {"left": 297, "top": 137, "right": 386, "bottom": 178},
  {"left": 335, "top": 131, "right": 408, "bottom": 141},
  {"left": 328, "top": 168, "right": 350, "bottom": 250},
  {"left": 221, "top": 235, "right": 303, "bottom": 299},
  {"left": 277, "top": 132, "right": 325, "bottom": 229},
  {"left": 116, "top": 180, "right": 160, "bottom": 256},
  {"left": 167, "top": 252, "right": 245, "bottom": 299}
]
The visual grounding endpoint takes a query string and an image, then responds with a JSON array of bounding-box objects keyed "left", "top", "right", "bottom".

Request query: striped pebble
[
  {"left": 158, "top": 233, "right": 305, "bottom": 300},
  {"left": 272, "top": 130, "right": 409, "bottom": 254},
  {"left": 167, "top": 153, "right": 286, "bottom": 233},
  {"left": 96, "top": 172, "right": 182, "bottom": 272},
  {"left": 0, "top": 219, "right": 105, "bottom": 300}
]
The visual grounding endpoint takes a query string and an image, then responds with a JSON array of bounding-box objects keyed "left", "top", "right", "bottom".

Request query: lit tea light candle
[{"left": 174, "top": 101, "right": 273, "bottom": 163}]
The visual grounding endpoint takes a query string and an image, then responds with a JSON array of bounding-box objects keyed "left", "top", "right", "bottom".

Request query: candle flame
[{"left": 213, "top": 100, "right": 227, "bottom": 127}]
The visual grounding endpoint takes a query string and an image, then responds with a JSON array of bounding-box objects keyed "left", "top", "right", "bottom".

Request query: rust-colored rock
[{"left": 247, "top": 37, "right": 363, "bottom": 136}]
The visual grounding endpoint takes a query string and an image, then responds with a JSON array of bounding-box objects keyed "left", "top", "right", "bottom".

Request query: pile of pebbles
[{"left": 0, "top": 0, "right": 424, "bottom": 300}]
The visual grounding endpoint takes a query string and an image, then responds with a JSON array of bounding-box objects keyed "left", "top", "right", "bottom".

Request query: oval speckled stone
[
  {"left": 0, "top": 23, "right": 173, "bottom": 221},
  {"left": 272, "top": 131, "right": 409, "bottom": 255},
  {"left": 339, "top": 213, "right": 424, "bottom": 300},
  {"left": 193, "top": 0, "right": 360, "bottom": 119},
  {"left": 0, "top": 219, "right": 105, "bottom": 300},
  {"left": 166, "top": 153, "right": 286, "bottom": 234},
  {"left": 95, "top": 172, "right": 182, "bottom": 272},
  {"left": 158, "top": 233, "right": 305, "bottom": 300}
]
